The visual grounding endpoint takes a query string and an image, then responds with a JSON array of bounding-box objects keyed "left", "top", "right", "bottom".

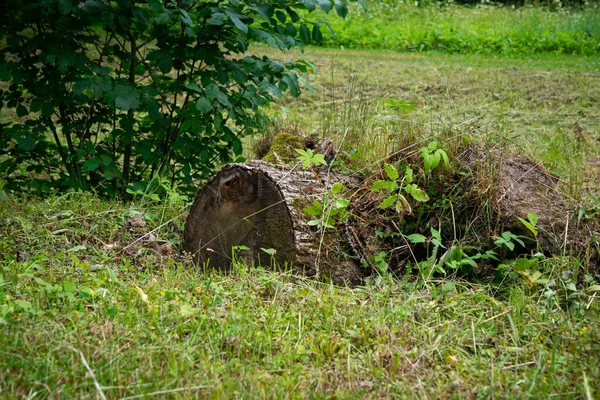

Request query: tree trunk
[{"left": 183, "top": 160, "right": 365, "bottom": 284}]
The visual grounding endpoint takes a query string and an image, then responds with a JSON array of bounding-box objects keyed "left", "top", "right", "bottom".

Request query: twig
[{"left": 78, "top": 350, "right": 106, "bottom": 400}]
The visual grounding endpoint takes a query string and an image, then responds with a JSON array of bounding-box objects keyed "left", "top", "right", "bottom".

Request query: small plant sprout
[
  {"left": 492, "top": 231, "right": 528, "bottom": 251},
  {"left": 303, "top": 182, "right": 349, "bottom": 229},
  {"left": 518, "top": 212, "right": 539, "bottom": 238},
  {"left": 295, "top": 149, "right": 328, "bottom": 169},
  {"left": 372, "top": 251, "right": 389, "bottom": 274},
  {"left": 418, "top": 141, "right": 449, "bottom": 174},
  {"left": 372, "top": 164, "right": 429, "bottom": 215}
]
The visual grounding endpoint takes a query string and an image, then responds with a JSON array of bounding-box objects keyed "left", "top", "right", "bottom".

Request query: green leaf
[
  {"left": 16, "top": 104, "right": 28, "bottom": 117},
  {"left": 312, "top": 23, "right": 323, "bottom": 42},
  {"left": 404, "top": 166, "right": 413, "bottom": 184},
  {"left": 335, "top": 1, "right": 348, "bottom": 18},
  {"left": 440, "top": 149, "right": 449, "bottom": 168},
  {"left": 372, "top": 180, "right": 393, "bottom": 192},
  {"left": 18, "top": 135, "right": 36, "bottom": 151},
  {"left": 318, "top": 0, "right": 332, "bottom": 12},
  {"left": 405, "top": 184, "right": 429, "bottom": 202},
  {"left": 334, "top": 198, "right": 349, "bottom": 209},
  {"left": 379, "top": 194, "right": 397, "bottom": 209},
  {"left": 275, "top": 10, "right": 287, "bottom": 23},
  {"left": 109, "top": 84, "right": 140, "bottom": 111},
  {"left": 225, "top": 10, "right": 248, "bottom": 34},
  {"left": 195, "top": 97, "right": 213, "bottom": 114},
  {"left": 527, "top": 212, "right": 538, "bottom": 227},
  {"left": 180, "top": 303, "right": 201, "bottom": 317},
  {"left": 205, "top": 84, "right": 220, "bottom": 100},
  {"left": 184, "top": 82, "right": 202, "bottom": 92},
  {"left": 157, "top": 52, "right": 172, "bottom": 74},
  {"left": 518, "top": 217, "right": 538, "bottom": 237},
  {"left": 384, "top": 164, "right": 399, "bottom": 181},
  {"left": 84, "top": 158, "right": 101, "bottom": 172},
  {"left": 299, "top": 24, "right": 311, "bottom": 43},
  {"left": 58, "top": 0, "right": 72, "bottom": 14},
  {"left": 405, "top": 233, "right": 427, "bottom": 243},
  {"left": 14, "top": 299, "right": 32, "bottom": 310},
  {"left": 331, "top": 182, "right": 343, "bottom": 194},
  {"left": 251, "top": 4, "right": 274, "bottom": 20},
  {"left": 63, "top": 280, "right": 76, "bottom": 293}
]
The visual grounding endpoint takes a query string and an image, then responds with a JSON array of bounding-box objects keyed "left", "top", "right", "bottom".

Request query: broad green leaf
[
  {"left": 335, "top": 1, "right": 348, "bottom": 18},
  {"left": 250, "top": 4, "right": 274, "bottom": 19},
  {"left": 379, "top": 194, "right": 397, "bottom": 209},
  {"left": 372, "top": 180, "right": 392, "bottom": 192},
  {"left": 16, "top": 104, "right": 28, "bottom": 117},
  {"left": 518, "top": 217, "right": 538, "bottom": 237},
  {"left": 225, "top": 10, "right": 248, "bottom": 34},
  {"left": 404, "top": 166, "right": 413, "bottom": 183},
  {"left": 17, "top": 134, "right": 35, "bottom": 151},
  {"left": 299, "top": 24, "right": 311, "bottom": 43},
  {"left": 405, "top": 233, "right": 427, "bottom": 243},
  {"left": 109, "top": 84, "right": 140, "bottom": 111},
  {"left": 384, "top": 164, "right": 399, "bottom": 181},
  {"left": 157, "top": 52, "right": 172, "bottom": 74},
  {"left": 318, "top": 0, "right": 332, "bottom": 12},
  {"left": 405, "top": 184, "right": 429, "bottom": 202},
  {"left": 275, "top": 10, "right": 287, "bottom": 23},
  {"left": 331, "top": 182, "right": 343, "bottom": 194},
  {"left": 205, "top": 84, "right": 220, "bottom": 100},
  {"left": 63, "top": 280, "right": 76, "bottom": 293},
  {"left": 196, "top": 97, "right": 213, "bottom": 113},
  {"left": 527, "top": 212, "right": 538, "bottom": 226},
  {"left": 440, "top": 149, "right": 449, "bottom": 167},
  {"left": 84, "top": 158, "right": 101, "bottom": 172},
  {"left": 14, "top": 299, "right": 32, "bottom": 310},
  {"left": 312, "top": 23, "right": 323, "bottom": 42},
  {"left": 334, "top": 198, "right": 349, "bottom": 209},
  {"left": 180, "top": 304, "right": 201, "bottom": 317},
  {"left": 185, "top": 82, "right": 202, "bottom": 92}
]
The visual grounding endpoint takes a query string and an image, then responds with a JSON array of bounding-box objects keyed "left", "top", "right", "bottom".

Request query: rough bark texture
[{"left": 183, "top": 160, "right": 365, "bottom": 284}]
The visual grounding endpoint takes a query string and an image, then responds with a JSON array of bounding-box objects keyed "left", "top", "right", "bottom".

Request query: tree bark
[{"left": 183, "top": 160, "right": 365, "bottom": 284}]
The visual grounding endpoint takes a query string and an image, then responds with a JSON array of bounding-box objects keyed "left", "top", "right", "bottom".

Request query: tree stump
[{"left": 183, "top": 160, "right": 365, "bottom": 284}]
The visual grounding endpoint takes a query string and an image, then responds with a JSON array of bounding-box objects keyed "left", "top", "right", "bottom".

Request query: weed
[{"left": 372, "top": 164, "right": 429, "bottom": 216}]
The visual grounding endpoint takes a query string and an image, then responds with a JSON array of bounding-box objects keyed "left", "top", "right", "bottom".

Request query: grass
[
  {"left": 1, "top": 193, "right": 599, "bottom": 398},
  {"left": 311, "top": 1, "right": 600, "bottom": 56},
  {"left": 2, "top": 4, "right": 600, "bottom": 397},
  {"left": 253, "top": 46, "right": 599, "bottom": 197}
]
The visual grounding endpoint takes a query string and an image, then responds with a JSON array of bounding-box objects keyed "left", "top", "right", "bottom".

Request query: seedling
[{"left": 372, "top": 164, "right": 429, "bottom": 215}]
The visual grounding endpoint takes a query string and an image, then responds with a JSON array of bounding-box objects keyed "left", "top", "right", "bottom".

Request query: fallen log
[
  {"left": 183, "top": 146, "right": 599, "bottom": 284},
  {"left": 182, "top": 160, "right": 365, "bottom": 284}
]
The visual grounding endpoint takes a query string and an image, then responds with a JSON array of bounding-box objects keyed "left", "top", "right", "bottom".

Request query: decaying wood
[{"left": 183, "top": 160, "right": 365, "bottom": 284}]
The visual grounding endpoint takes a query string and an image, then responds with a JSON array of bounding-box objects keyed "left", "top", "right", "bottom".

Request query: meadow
[{"left": 1, "top": 1, "right": 600, "bottom": 398}]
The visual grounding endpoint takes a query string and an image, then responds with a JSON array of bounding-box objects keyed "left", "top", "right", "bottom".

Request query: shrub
[{"left": 0, "top": 0, "right": 360, "bottom": 195}]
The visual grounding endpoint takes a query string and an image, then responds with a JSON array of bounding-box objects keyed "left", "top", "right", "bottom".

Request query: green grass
[
  {"left": 1, "top": 194, "right": 599, "bottom": 398},
  {"left": 252, "top": 46, "right": 599, "bottom": 197},
  {"left": 312, "top": 1, "right": 600, "bottom": 56}
]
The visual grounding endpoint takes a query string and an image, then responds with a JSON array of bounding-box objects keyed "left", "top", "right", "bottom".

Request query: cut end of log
[{"left": 183, "top": 163, "right": 295, "bottom": 270}]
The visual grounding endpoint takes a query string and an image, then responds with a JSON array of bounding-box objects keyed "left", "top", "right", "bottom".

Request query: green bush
[{"left": 0, "top": 0, "right": 360, "bottom": 196}]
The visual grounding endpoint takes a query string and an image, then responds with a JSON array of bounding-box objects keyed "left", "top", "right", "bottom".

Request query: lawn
[{"left": 1, "top": 2, "right": 600, "bottom": 399}]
